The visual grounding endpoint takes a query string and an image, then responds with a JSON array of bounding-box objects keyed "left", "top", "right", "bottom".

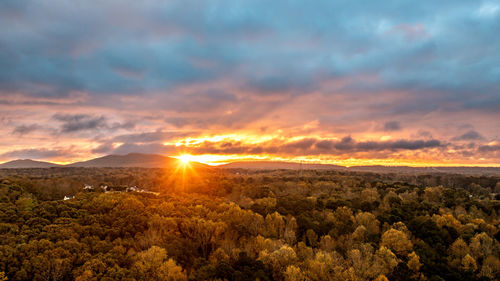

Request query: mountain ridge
[
  {"left": 67, "top": 153, "right": 178, "bottom": 168},
  {"left": 0, "top": 153, "right": 208, "bottom": 169},
  {"left": 0, "top": 159, "right": 62, "bottom": 168},
  {"left": 220, "top": 161, "right": 346, "bottom": 170},
  {"left": 220, "top": 161, "right": 500, "bottom": 175}
]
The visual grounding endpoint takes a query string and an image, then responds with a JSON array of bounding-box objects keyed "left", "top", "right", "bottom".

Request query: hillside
[
  {"left": 67, "top": 153, "right": 208, "bottom": 168},
  {"left": 0, "top": 159, "right": 61, "bottom": 168},
  {"left": 220, "top": 161, "right": 500, "bottom": 175},
  {"left": 348, "top": 165, "right": 500, "bottom": 175},
  {"left": 67, "top": 153, "right": 176, "bottom": 168},
  {"left": 220, "top": 161, "right": 346, "bottom": 170}
]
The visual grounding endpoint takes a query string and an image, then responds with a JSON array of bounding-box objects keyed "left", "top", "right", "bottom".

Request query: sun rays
[{"left": 162, "top": 154, "right": 205, "bottom": 192}]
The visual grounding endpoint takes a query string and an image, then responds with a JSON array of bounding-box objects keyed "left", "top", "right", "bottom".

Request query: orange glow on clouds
[
  {"left": 169, "top": 153, "right": 500, "bottom": 167},
  {"left": 164, "top": 134, "right": 500, "bottom": 167}
]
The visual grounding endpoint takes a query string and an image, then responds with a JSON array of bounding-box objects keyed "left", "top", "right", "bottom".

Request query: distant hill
[
  {"left": 0, "top": 159, "right": 61, "bottom": 168},
  {"left": 220, "top": 161, "right": 346, "bottom": 170},
  {"left": 67, "top": 153, "right": 208, "bottom": 168},
  {"left": 221, "top": 161, "right": 500, "bottom": 175},
  {"left": 1, "top": 153, "right": 209, "bottom": 169},
  {"left": 349, "top": 165, "right": 500, "bottom": 176}
]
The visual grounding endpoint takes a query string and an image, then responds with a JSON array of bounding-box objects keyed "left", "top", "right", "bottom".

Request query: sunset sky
[{"left": 1, "top": 0, "right": 500, "bottom": 166}]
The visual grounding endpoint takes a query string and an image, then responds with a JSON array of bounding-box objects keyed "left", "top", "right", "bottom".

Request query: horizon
[
  {"left": 2, "top": 152, "right": 500, "bottom": 168},
  {"left": 1, "top": 1, "right": 499, "bottom": 167}
]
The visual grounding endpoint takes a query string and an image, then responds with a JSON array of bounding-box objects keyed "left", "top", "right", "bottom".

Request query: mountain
[
  {"left": 67, "top": 153, "right": 208, "bottom": 168},
  {"left": 220, "top": 161, "right": 346, "bottom": 170},
  {"left": 0, "top": 159, "right": 61, "bottom": 168}
]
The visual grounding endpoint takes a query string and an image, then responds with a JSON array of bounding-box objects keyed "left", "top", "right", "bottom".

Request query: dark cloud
[
  {"left": 109, "top": 121, "right": 136, "bottom": 130},
  {"left": 53, "top": 114, "right": 108, "bottom": 133},
  {"left": 315, "top": 137, "right": 442, "bottom": 152},
  {"left": 282, "top": 138, "right": 316, "bottom": 151},
  {"left": 173, "top": 136, "right": 444, "bottom": 156},
  {"left": 0, "top": 0, "right": 498, "bottom": 109},
  {"left": 384, "top": 121, "right": 402, "bottom": 131},
  {"left": 452, "top": 130, "right": 485, "bottom": 141},
  {"left": 12, "top": 124, "right": 40, "bottom": 135},
  {"left": 52, "top": 114, "right": 134, "bottom": 133},
  {"left": 478, "top": 145, "right": 500, "bottom": 153}
]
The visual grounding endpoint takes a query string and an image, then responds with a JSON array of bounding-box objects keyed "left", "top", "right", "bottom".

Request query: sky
[{"left": 1, "top": 0, "right": 500, "bottom": 166}]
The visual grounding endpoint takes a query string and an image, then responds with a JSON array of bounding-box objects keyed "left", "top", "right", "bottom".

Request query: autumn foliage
[{"left": 0, "top": 168, "right": 499, "bottom": 280}]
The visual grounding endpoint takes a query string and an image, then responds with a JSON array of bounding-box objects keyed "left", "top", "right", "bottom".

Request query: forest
[{"left": 0, "top": 167, "right": 499, "bottom": 281}]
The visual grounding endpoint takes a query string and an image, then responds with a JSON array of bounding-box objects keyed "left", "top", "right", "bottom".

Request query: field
[{"left": 0, "top": 167, "right": 499, "bottom": 281}]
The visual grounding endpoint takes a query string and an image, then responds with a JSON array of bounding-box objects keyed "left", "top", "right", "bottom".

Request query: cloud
[
  {"left": 0, "top": 1, "right": 499, "bottom": 164},
  {"left": 0, "top": 0, "right": 498, "bottom": 105},
  {"left": 452, "top": 130, "right": 485, "bottom": 141},
  {"left": 12, "top": 124, "right": 40, "bottom": 135},
  {"left": 170, "top": 136, "right": 444, "bottom": 156},
  {"left": 383, "top": 121, "right": 402, "bottom": 131},
  {"left": 91, "top": 130, "right": 195, "bottom": 154},
  {"left": 53, "top": 114, "right": 108, "bottom": 133},
  {"left": 52, "top": 114, "right": 134, "bottom": 133},
  {"left": 86, "top": 135, "right": 445, "bottom": 159},
  {"left": 314, "top": 137, "right": 442, "bottom": 152},
  {"left": 478, "top": 144, "right": 500, "bottom": 152}
]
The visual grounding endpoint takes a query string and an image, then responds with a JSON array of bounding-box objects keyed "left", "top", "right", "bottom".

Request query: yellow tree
[
  {"left": 449, "top": 238, "right": 470, "bottom": 268},
  {"left": 347, "top": 244, "right": 378, "bottom": 280},
  {"left": 469, "top": 232, "right": 493, "bottom": 260},
  {"left": 352, "top": 225, "right": 368, "bottom": 242},
  {"left": 284, "top": 265, "right": 309, "bottom": 281},
  {"left": 75, "top": 270, "right": 94, "bottom": 281},
  {"left": 361, "top": 188, "right": 380, "bottom": 203},
  {"left": 259, "top": 245, "right": 297, "bottom": 279},
  {"left": 305, "top": 251, "right": 345, "bottom": 281},
  {"left": 461, "top": 254, "right": 477, "bottom": 272},
  {"left": 283, "top": 216, "right": 298, "bottom": 244},
  {"left": 265, "top": 212, "right": 286, "bottom": 238},
  {"left": 133, "top": 246, "right": 187, "bottom": 281},
  {"left": 372, "top": 246, "right": 399, "bottom": 277},
  {"left": 374, "top": 275, "right": 389, "bottom": 281},
  {"left": 318, "top": 235, "right": 335, "bottom": 252},
  {"left": 381, "top": 228, "right": 413, "bottom": 256},
  {"left": 407, "top": 251, "right": 422, "bottom": 273},
  {"left": 355, "top": 212, "right": 380, "bottom": 237}
]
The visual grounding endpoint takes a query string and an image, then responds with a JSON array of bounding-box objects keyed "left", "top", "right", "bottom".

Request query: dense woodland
[{"left": 0, "top": 167, "right": 499, "bottom": 281}]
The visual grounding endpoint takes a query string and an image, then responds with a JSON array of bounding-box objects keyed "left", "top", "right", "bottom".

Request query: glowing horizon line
[{"left": 2, "top": 154, "right": 500, "bottom": 168}]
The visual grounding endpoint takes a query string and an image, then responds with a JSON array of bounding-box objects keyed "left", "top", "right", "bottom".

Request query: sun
[{"left": 177, "top": 154, "right": 193, "bottom": 164}]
